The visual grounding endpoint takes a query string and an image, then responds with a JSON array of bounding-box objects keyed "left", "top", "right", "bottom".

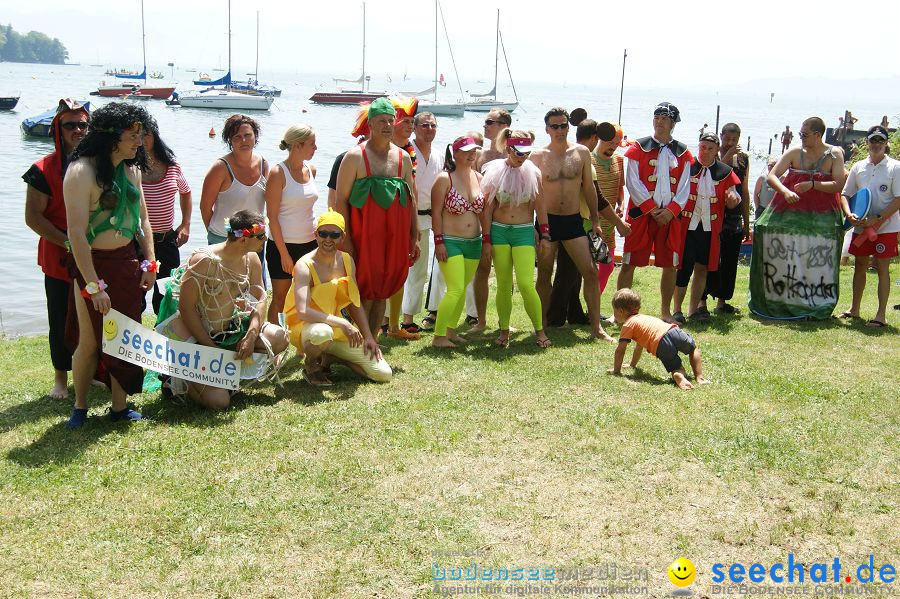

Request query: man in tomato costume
[{"left": 334, "top": 97, "right": 420, "bottom": 335}]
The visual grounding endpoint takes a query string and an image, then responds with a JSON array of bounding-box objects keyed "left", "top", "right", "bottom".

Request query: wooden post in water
[
  {"left": 747, "top": 136, "right": 751, "bottom": 151},
  {"left": 767, "top": 137, "right": 773, "bottom": 156},
  {"left": 715, "top": 105, "right": 720, "bottom": 133},
  {"left": 617, "top": 49, "right": 627, "bottom": 123}
]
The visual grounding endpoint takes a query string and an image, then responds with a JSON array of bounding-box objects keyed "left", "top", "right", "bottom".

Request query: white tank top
[
  {"left": 208, "top": 156, "right": 267, "bottom": 237},
  {"left": 275, "top": 161, "right": 318, "bottom": 243}
]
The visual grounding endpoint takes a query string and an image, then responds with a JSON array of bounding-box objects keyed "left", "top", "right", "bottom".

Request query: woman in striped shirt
[{"left": 142, "top": 117, "right": 192, "bottom": 315}]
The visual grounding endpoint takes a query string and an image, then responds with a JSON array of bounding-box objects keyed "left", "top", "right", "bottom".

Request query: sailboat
[
  {"left": 177, "top": 0, "right": 274, "bottom": 110},
  {"left": 465, "top": 9, "right": 518, "bottom": 113},
  {"left": 200, "top": 11, "right": 282, "bottom": 97},
  {"left": 417, "top": 0, "right": 465, "bottom": 117},
  {"left": 95, "top": 0, "right": 174, "bottom": 99},
  {"left": 309, "top": 3, "right": 385, "bottom": 105}
]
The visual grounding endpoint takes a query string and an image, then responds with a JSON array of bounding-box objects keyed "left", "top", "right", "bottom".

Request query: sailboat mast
[
  {"left": 140, "top": 0, "right": 147, "bottom": 82},
  {"left": 434, "top": 0, "right": 439, "bottom": 102},
  {"left": 255, "top": 11, "right": 259, "bottom": 84},
  {"left": 362, "top": 2, "right": 367, "bottom": 92},
  {"left": 227, "top": 0, "right": 232, "bottom": 90},
  {"left": 492, "top": 10, "right": 499, "bottom": 102}
]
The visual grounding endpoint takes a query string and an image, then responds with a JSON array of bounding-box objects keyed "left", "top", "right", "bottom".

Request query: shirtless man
[
  {"left": 780, "top": 126, "right": 793, "bottom": 153},
  {"left": 530, "top": 107, "right": 613, "bottom": 340},
  {"left": 335, "top": 97, "right": 419, "bottom": 336},
  {"left": 618, "top": 102, "right": 694, "bottom": 322},
  {"left": 157, "top": 210, "right": 290, "bottom": 410},
  {"left": 767, "top": 117, "right": 845, "bottom": 201}
]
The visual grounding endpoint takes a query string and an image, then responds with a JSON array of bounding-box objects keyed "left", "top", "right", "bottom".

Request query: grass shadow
[
  {"left": 0, "top": 394, "right": 71, "bottom": 435},
  {"left": 6, "top": 415, "right": 140, "bottom": 468},
  {"left": 749, "top": 313, "right": 844, "bottom": 331}
]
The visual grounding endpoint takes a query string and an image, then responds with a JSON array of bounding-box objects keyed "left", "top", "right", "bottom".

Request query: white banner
[{"left": 101, "top": 309, "right": 264, "bottom": 390}]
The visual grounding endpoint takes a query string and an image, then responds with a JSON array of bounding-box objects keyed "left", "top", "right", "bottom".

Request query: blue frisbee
[{"left": 843, "top": 188, "right": 871, "bottom": 231}]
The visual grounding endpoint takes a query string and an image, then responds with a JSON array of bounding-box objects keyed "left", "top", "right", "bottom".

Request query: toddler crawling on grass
[{"left": 608, "top": 288, "right": 710, "bottom": 390}]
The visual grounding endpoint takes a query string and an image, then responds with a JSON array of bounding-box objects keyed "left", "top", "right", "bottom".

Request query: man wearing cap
[
  {"left": 672, "top": 132, "right": 741, "bottom": 322},
  {"left": 285, "top": 209, "right": 391, "bottom": 385},
  {"left": 335, "top": 96, "right": 419, "bottom": 336},
  {"left": 618, "top": 101, "right": 694, "bottom": 323},
  {"left": 530, "top": 107, "right": 614, "bottom": 340},
  {"left": 838, "top": 125, "right": 900, "bottom": 328},
  {"left": 23, "top": 99, "right": 90, "bottom": 400}
]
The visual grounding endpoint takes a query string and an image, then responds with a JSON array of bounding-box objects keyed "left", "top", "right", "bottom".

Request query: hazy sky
[{"left": 6, "top": 0, "right": 899, "bottom": 88}]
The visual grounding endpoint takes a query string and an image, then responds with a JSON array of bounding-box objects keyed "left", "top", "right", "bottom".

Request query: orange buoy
[{"left": 208, "top": 127, "right": 215, "bottom": 137}]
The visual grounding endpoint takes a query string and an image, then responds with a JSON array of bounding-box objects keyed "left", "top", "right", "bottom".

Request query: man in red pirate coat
[
  {"left": 618, "top": 102, "right": 694, "bottom": 322},
  {"left": 23, "top": 99, "right": 91, "bottom": 400},
  {"left": 672, "top": 133, "right": 741, "bottom": 322},
  {"left": 335, "top": 97, "right": 420, "bottom": 337}
]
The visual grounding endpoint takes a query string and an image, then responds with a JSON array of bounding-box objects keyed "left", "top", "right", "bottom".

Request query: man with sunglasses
[
  {"left": 530, "top": 107, "right": 614, "bottom": 340},
  {"left": 23, "top": 99, "right": 91, "bottom": 400},
  {"left": 618, "top": 102, "right": 694, "bottom": 323},
  {"left": 838, "top": 125, "right": 900, "bottom": 328}
]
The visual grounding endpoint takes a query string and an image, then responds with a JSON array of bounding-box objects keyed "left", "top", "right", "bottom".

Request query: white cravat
[{"left": 690, "top": 166, "right": 715, "bottom": 231}]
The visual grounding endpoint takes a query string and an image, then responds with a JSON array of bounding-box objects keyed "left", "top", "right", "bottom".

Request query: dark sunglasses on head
[
  {"left": 548, "top": 123, "right": 569, "bottom": 130},
  {"left": 317, "top": 230, "right": 342, "bottom": 239},
  {"left": 61, "top": 122, "right": 89, "bottom": 131},
  {"left": 418, "top": 123, "right": 438, "bottom": 129}
]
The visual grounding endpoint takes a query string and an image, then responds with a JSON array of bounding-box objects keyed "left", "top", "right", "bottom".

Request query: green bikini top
[
  {"left": 347, "top": 146, "right": 410, "bottom": 210},
  {"left": 87, "top": 161, "right": 141, "bottom": 244}
]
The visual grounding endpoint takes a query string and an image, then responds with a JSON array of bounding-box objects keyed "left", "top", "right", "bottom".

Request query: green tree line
[{"left": 0, "top": 24, "right": 68, "bottom": 64}]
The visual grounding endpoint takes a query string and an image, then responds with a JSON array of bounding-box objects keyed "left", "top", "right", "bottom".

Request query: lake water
[{"left": 1, "top": 61, "right": 895, "bottom": 336}]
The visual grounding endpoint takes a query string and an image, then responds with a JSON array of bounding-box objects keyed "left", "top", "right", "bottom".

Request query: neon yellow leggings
[
  {"left": 494, "top": 244, "right": 542, "bottom": 330},
  {"left": 434, "top": 255, "right": 480, "bottom": 336}
]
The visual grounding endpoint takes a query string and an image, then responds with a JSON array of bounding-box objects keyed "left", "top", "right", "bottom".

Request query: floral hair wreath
[{"left": 224, "top": 217, "right": 268, "bottom": 238}]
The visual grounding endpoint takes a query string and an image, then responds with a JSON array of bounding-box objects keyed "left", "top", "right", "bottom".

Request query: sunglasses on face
[
  {"left": 61, "top": 121, "right": 89, "bottom": 131},
  {"left": 317, "top": 230, "right": 342, "bottom": 239},
  {"left": 484, "top": 119, "right": 501, "bottom": 126},
  {"left": 547, "top": 123, "right": 569, "bottom": 130},
  {"left": 511, "top": 149, "right": 531, "bottom": 157},
  {"left": 798, "top": 132, "right": 818, "bottom": 140}
]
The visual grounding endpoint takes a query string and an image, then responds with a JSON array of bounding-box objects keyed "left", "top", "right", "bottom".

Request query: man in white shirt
[
  {"left": 401, "top": 112, "right": 444, "bottom": 331},
  {"left": 618, "top": 102, "right": 694, "bottom": 322},
  {"left": 839, "top": 125, "right": 900, "bottom": 327}
]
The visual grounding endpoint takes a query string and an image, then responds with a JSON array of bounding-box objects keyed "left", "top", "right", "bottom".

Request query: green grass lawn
[{"left": 1, "top": 264, "right": 897, "bottom": 598}]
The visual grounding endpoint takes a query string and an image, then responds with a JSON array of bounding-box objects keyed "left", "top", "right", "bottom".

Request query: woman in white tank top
[
  {"left": 200, "top": 114, "right": 269, "bottom": 244},
  {"left": 265, "top": 124, "right": 320, "bottom": 323}
]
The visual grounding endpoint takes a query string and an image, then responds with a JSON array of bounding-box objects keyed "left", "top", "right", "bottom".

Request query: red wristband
[
  {"left": 482, "top": 234, "right": 491, "bottom": 244},
  {"left": 539, "top": 223, "right": 550, "bottom": 235},
  {"left": 433, "top": 234, "right": 444, "bottom": 245}
]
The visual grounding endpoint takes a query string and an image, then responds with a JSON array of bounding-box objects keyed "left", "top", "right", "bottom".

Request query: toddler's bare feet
[{"left": 673, "top": 371, "right": 694, "bottom": 390}]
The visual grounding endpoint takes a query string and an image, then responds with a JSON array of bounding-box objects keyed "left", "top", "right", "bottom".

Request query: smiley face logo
[
  {"left": 668, "top": 558, "right": 696, "bottom": 587},
  {"left": 103, "top": 318, "right": 118, "bottom": 341}
]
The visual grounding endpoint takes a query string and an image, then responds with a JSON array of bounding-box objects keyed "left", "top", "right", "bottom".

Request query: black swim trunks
[{"left": 546, "top": 213, "right": 585, "bottom": 241}]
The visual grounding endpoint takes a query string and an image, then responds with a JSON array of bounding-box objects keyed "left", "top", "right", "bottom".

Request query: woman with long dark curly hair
[
  {"left": 63, "top": 101, "right": 156, "bottom": 428},
  {"left": 141, "top": 115, "right": 192, "bottom": 315}
]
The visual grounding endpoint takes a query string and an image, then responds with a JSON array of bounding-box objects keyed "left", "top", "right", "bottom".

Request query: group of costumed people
[{"left": 22, "top": 95, "right": 899, "bottom": 426}]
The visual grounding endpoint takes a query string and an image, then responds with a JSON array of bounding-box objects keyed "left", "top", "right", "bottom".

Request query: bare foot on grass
[
  {"left": 696, "top": 376, "right": 712, "bottom": 385},
  {"left": 673, "top": 371, "right": 694, "bottom": 390},
  {"left": 593, "top": 328, "right": 615, "bottom": 342},
  {"left": 49, "top": 382, "right": 69, "bottom": 399},
  {"left": 432, "top": 337, "right": 457, "bottom": 348}
]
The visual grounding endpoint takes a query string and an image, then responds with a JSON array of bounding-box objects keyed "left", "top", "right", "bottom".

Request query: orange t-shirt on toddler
[{"left": 619, "top": 314, "right": 678, "bottom": 356}]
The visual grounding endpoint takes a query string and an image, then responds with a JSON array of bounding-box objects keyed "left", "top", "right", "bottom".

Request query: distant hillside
[{"left": 0, "top": 24, "right": 68, "bottom": 64}]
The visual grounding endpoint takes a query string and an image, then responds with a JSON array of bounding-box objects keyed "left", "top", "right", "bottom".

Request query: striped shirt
[{"left": 142, "top": 163, "right": 191, "bottom": 232}]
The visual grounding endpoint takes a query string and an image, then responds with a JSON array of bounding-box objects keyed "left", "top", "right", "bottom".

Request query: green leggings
[
  {"left": 435, "top": 254, "right": 480, "bottom": 336},
  {"left": 494, "top": 243, "right": 542, "bottom": 330}
]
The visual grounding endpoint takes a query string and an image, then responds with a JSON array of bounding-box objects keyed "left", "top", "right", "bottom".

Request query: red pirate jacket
[
  {"left": 677, "top": 159, "right": 741, "bottom": 270},
  {"left": 623, "top": 136, "right": 693, "bottom": 253}
]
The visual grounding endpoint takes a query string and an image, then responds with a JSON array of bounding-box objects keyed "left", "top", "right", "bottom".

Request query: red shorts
[
  {"left": 849, "top": 231, "right": 898, "bottom": 259},
  {"left": 622, "top": 219, "right": 679, "bottom": 268}
]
